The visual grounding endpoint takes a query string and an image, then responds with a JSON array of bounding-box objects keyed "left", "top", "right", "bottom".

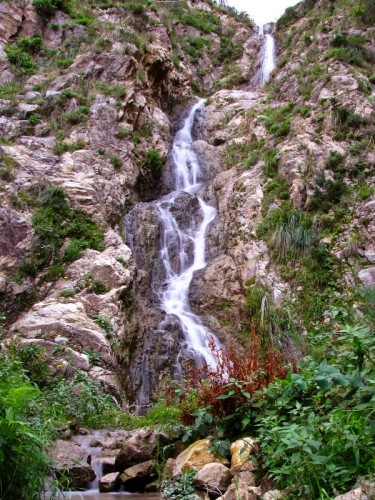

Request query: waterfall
[
  {"left": 260, "top": 33, "right": 276, "bottom": 84},
  {"left": 250, "top": 24, "right": 276, "bottom": 87},
  {"left": 155, "top": 99, "right": 220, "bottom": 369}
]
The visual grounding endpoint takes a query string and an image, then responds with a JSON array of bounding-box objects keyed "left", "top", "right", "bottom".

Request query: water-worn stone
[
  {"left": 48, "top": 439, "right": 95, "bottom": 489},
  {"left": 358, "top": 267, "right": 375, "bottom": 286},
  {"left": 171, "top": 439, "right": 229, "bottom": 478},
  {"left": 120, "top": 460, "right": 156, "bottom": 491},
  {"left": 194, "top": 462, "right": 232, "bottom": 497},
  {"left": 115, "top": 428, "right": 169, "bottom": 469},
  {"left": 99, "top": 472, "right": 121, "bottom": 493}
]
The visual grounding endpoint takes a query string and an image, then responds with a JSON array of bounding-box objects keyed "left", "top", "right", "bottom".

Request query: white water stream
[
  {"left": 155, "top": 99, "right": 220, "bottom": 369},
  {"left": 260, "top": 33, "right": 276, "bottom": 84}
]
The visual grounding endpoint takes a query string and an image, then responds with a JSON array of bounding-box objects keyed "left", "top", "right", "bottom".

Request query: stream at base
[{"left": 61, "top": 493, "right": 161, "bottom": 499}]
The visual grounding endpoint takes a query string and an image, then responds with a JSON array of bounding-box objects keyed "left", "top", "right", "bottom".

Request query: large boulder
[
  {"left": 48, "top": 439, "right": 95, "bottom": 489},
  {"left": 169, "top": 439, "right": 229, "bottom": 479},
  {"left": 334, "top": 481, "right": 375, "bottom": 500},
  {"left": 115, "top": 428, "right": 169, "bottom": 469},
  {"left": 120, "top": 460, "right": 156, "bottom": 491},
  {"left": 194, "top": 462, "right": 232, "bottom": 498}
]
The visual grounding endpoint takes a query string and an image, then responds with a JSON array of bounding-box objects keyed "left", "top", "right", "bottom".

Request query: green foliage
[
  {"left": 14, "top": 186, "right": 104, "bottom": 282},
  {"left": 263, "top": 148, "right": 279, "bottom": 178},
  {"left": 8, "top": 340, "right": 50, "bottom": 388},
  {"left": 0, "top": 155, "right": 16, "bottom": 182},
  {"left": 325, "top": 150, "right": 344, "bottom": 170},
  {"left": 180, "top": 10, "right": 220, "bottom": 34},
  {"left": 162, "top": 470, "right": 197, "bottom": 500},
  {"left": 136, "top": 148, "right": 163, "bottom": 197},
  {"left": 63, "top": 106, "right": 89, "bottom": 125},
  {"left": 262, "top": 102, "right": 295, "bottom": 140},
  {"left": 4, "top": 45, "right": 37, "bottom": 75},
  {"left": 33, "top": 0, "right": 65, "bottom": 17},
  {"left": 255, "top": 324, "right": 375, "bottom": 498},
  {"left": 58, "top": 288, "right": 76, "bottom": 298},
  {"left": 110, "top": 155, "right": 123, "bottom": 171},
  {"left": 262, "top": 176, "right": 289, "bottom": 215},
  {"left": 185, "top": 37, "right": 211, "bottom": 63},
  {"left": 309, "top": 171, "right": 347, "bottom": 213},
  {"left": 355, "top": 184, "right": 374, "bottom": 201},
  {"left": 328, "top": 32, "right": 373, "bottom": 68},
  {"left": 0, "top": 353, "right": 50, "bottom": 499},
  {"left": 245, "top": 284, "right": 295, "bottom": 349}
]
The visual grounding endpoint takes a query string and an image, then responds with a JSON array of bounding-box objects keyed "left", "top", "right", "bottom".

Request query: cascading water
[
  {"left": 260, "top": 33, "right": 276, "bottom": 84},
  {"left": 155, "top": 99, "right": 220, "bottom": 369},
  {"left": 250, "top": 24, "right": 276, "bottom": 87}
]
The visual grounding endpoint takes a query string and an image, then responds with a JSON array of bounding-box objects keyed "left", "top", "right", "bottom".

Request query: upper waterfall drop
[
  {"left": 156, "top": 99, "right": 220, "bottom": 370},
  {"left": 260, "top": 32, "right": 276, "bottom": 84}
]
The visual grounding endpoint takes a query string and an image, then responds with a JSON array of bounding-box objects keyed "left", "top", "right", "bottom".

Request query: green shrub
[
  {"left": 310, "top": 171, "right": 347, "bottom": 212},
  {"left": 325, "top": 150, "right": 344, "bottom": 170},
  {"left": 17, "top": 36, "right": 43, "bottom": 54},
  {"left": 59, "top": 288, "right": 76, "bottom": 298},
  {"left": 33, "top": 0, "right": 64, "bottom": 17},
  {"left": 262, "top": 102, "right": 295, "bottom": 141},
  {"left": 162, "top": 470, "right": 196, "bottom": 500},
  {"left": 63, "top": 106, "right": 89, "bottom": 125},
  {"left": 0, "top": 155, "right": 16, "bottom": 182},
  {"left": 0, "top": 353, "right": 51, "bottom": 499},
  {"left": 4, "top": 45, "right": 37, "bottom": 75},
  {"left": 135, "top": 148, "right": 163, "bottom": 197},
  {"left": 110, "top": 155, "right": 123, "bottom": 171},
  {"left": 355, "top": 183, "right": 374, "bottom": 201},
  {"left": 15, "top": 186, "right": 104, "bottom": 281}
]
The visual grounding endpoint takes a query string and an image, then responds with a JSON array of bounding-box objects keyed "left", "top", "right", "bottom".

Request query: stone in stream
[
  {"left": 47, "top": 439, "right": 96, "bottom": 489},
  {"left": 115, "top": 428, "right": 169, "bottom": 469},
  {"left": 120, "top": 459, "right": 157, "bottom": 491},
  {"left": 194, "top": 462, "right": 232, "bottom": 497},
  {"left": 98, "top": 471, "right": 121, "bottom": 493}
]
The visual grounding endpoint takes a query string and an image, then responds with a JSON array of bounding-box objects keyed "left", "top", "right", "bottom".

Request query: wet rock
[
  {"left": 115, "top": 428, "right": 169, "bottom": 469},
  {"left": 171, "top": 439, "right": 228, "bottom": 478},
  {"left": 48, "top": 439, "right": 95, "bottom": 489},
  {"left": 194, "top": 463, "right": 232, "bottom": 497},
  {"left": 99, "top": 472, "right": 121, "bottom": 493},
  {"left": 120, "top": 460, "right": 157, "bottom": 491}
]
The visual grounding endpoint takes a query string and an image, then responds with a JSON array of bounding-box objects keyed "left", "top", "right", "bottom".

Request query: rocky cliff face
[{"left": 0, "top": 0, "right": 374, "bottom": 406}]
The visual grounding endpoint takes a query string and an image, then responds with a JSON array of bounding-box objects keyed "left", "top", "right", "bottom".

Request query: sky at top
[{"left": 224, "top": 0, "right": 301, "bottom": 28}]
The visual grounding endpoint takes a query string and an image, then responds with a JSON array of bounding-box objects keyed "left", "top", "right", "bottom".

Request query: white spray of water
[
  {"left": 260, "top": 32, "right": 276, "bottom": 84},
  {"left": 155, "top": 99, "right": 220, "bottom": 369}
]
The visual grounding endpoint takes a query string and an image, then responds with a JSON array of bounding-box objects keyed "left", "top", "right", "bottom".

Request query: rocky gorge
[{"left": 0, "top": 0, "right": 374, "bottom": 498}]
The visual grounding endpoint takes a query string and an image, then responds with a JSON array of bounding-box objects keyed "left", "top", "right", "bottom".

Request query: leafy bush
[
  {"left": 310, "top": 171, "right": 347, "bottom": 212},
  {"left": 63, "top": 106, "right": 89, "bottom": 125},
  {"left": 262, "top": 102, "right": 295, "bottom": 140},
  {"left": 33, "top": 0, "right": 65, "bottom": 17},
  {"left": 0, "top": 155, "right": 16, "bottom": 182},
  {"left": 4, "top": 45, "right": 37, "bottom": 75},
  {"left": 255, "top": 324, "right": 375, "bottom": 498},
  {"left": 135, "top": 149, "right": 163, "bottom": 197},
  {"left": 162, "top": 470, "right": 196, "bottom": 500},
  {"left": 325, "top": 150, "right": 344, "bottom": 170},
  {"left": 14, "top": 186, "right": 104, "bottom": 281},
  {"left": 110, "top": 155, "right": 123, "bottom": 171},
  {"left": 180, "top": 10, "right": 220, "bottom": 34},
  {"left": 0, "top": 353, "right": 50, "bottom": 499}
]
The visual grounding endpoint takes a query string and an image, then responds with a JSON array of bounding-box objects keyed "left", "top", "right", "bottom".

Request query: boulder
[
  {"left": 358, "top": 267, "right": 375, "bottom": 286},
  {"left": 120, "top": 459, "right": 156, "bottom": 491},
  {"left": 99, "top": 472, "right": 121, "bottom": 493},
  {"left": 334, "top": 481, "right": 375, "bottom": 499},
  {"left": 115, "top": 428, "right": 169, "bottom": 469},
  {"left": 171, "top": 439, "right": 229, "bottom": 478},
  {"left": 230, "top": 438, "right": 258, "bottom": 471},
  {"left": 48, "top": 439, "right": 95, "bottom": 489},
  {"left": 194, "top": 462, "right": 232, "bottom": 497},
  {"left": 217, "top": 483, "right": 257, "bottom": 500}
]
